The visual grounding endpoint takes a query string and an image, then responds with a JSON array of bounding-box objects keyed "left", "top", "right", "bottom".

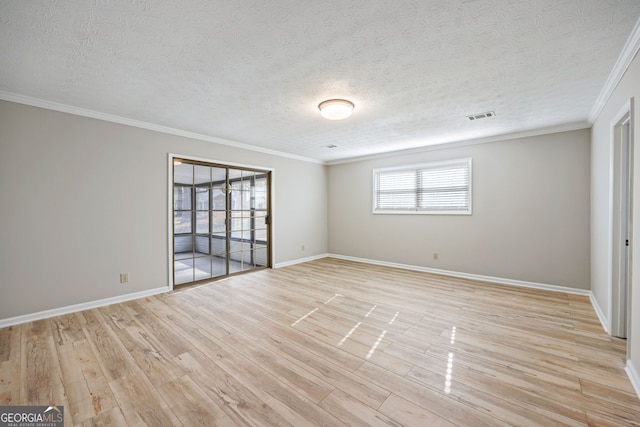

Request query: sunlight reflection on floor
[{"left": 445, "top": 326, "right": 456, "bottom": 394}]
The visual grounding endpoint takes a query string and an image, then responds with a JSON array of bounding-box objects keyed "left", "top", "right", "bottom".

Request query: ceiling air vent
[{"left": 467, "top": 111, "right": 496, "bottom": 121}]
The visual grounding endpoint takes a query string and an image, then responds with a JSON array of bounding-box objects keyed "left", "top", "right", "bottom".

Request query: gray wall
[
  {"left": 328, "top": 129, "right": 591, "bottom": 289},
  {"left": 591, "top": 50, "right": 640, "bottom": 379},
  {"left": 0, "top": 100, "right": 328, "bottom": 320}
]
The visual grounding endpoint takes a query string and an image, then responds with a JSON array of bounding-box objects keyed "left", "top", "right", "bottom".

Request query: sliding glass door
[{"left": 173, "top": 159, "right": 271, "bottom": 285}]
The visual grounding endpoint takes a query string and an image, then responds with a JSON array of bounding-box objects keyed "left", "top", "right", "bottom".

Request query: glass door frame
[{"left": 168, "top": 153, "right": 273, "bottom": 288}]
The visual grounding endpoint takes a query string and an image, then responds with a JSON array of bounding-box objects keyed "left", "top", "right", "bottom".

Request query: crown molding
[
  {"left": 326, "top": 121, "right": 590, "bottom": 166},
  {"left": 588, "top": 17, "right": 640, "bottom": 124},
  {"left": 0, "top": 91, "right": 324, "bottom": 165},
  {"left": 0, "top": 90, "right": 593, "bottom": 167}
]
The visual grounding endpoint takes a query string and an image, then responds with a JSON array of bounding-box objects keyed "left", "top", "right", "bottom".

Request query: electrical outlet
[
  {"left": 433, "top": 253, "right": 439, "bottom": 260},
  {"left": 120, "top": 273, "right": 129, "bottom": 283}
]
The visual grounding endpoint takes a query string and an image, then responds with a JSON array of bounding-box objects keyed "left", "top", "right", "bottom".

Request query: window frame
[
  {"left": 169, "top": 153, "right": 273, "bottom": 287},
  {"left": 372, "top": 158, "right": 472, "bottom": 215}
]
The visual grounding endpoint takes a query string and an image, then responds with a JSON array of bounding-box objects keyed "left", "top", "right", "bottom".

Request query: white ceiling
[{"left": 1, "top": 1, "right": 639, "bottom": 163}]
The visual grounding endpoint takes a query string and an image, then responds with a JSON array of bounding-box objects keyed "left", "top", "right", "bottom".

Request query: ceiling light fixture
[{"left": 318, "top": 99, "right": 354, "bottom": 120}]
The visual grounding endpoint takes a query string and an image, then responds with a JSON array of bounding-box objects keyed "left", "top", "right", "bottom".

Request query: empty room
[{"left": 2, "top": 1, "right": 640, "bottom": 426}]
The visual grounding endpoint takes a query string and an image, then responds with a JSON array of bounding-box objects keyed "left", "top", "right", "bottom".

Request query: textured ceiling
[{"left": 1, "top": 1, "right": 639, "bottom": 163}]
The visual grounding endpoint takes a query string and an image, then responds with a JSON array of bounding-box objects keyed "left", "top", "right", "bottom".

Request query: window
[{"left": 373, "top": 158, "right": 472, "bottom": 214}]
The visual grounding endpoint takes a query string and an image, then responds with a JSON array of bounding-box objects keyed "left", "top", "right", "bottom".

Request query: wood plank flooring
[{"left": 1, "top": 258, "right": 639, "bottom": 426}]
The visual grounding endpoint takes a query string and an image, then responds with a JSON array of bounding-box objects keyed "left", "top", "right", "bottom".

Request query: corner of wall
[
  {"left": 589, "top": 291, "right": 610, "bottom": 334},
  {"left": 626, "top": 359, "right": 640, "bottom": 399}
]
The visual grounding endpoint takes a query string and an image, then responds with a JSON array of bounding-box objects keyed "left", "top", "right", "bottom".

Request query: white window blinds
[{"left": 373, "top": 158, "right": 472, "bottom": 214}]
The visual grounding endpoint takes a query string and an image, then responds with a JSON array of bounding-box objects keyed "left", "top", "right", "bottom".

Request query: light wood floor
[{"left": 1, "top": 258, "right": 639, "bottom": 426}]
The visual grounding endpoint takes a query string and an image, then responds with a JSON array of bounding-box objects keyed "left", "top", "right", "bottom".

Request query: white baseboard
[
  {"left": 626, "top": 359, "right": 640, "bottom": 400},
  {"left": 327, "top": 254, "right": 591, "bottom": 296},
  {"left": 0, "top": 286, "right": 170, "bottom": 328},
  {"left": 0, "top": 254, "right": 605, "bottom": 335},
  {"left": 274, "top": 253, "right": 329, "bottom": 269},
  {"left": 589, "top": 292, "right": 610, "bottom": 334},
  {"left": 326, "top": 254, "right": 614, "bottom": 335}
]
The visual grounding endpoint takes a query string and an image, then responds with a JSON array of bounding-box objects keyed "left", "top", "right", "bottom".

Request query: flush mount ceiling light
[{"left": 318, "top": 99, "right": 354, "bottom": 120}]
